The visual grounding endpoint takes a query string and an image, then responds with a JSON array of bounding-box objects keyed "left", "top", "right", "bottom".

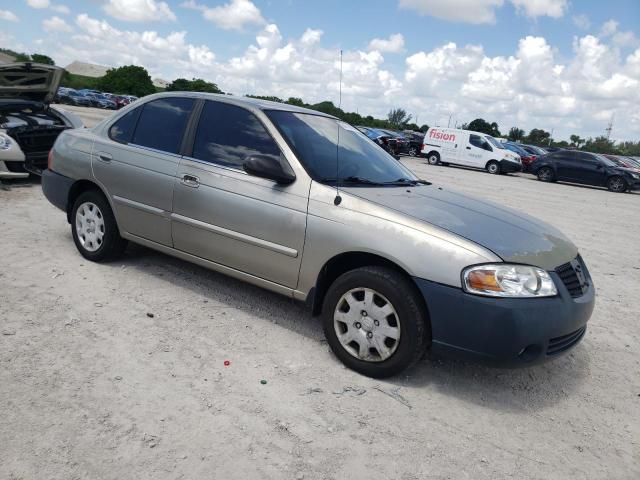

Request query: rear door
[
  {"left": 92, "top": 97, "right": 195, "bottom": 246},
  {"left": 171, "top": 100, "right": 309, "bottom": 288}
]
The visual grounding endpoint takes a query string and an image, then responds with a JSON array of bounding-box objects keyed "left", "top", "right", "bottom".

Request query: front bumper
[
  {"left": 413, "top": 271, "right": 595, "bottom": 366},
  {"left": 627, "top": 178, "right": 640, "bottom": 190},
  {"left": 42, "top": 169, "right": 74, "bottom": 212},
  {"left": 499, "top": 159, "right": 523, "bottom": 173}
]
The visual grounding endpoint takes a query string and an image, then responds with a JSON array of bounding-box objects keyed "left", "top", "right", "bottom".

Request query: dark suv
[{"left": 531, "top": 150, "right": 640, "bottom": 193}]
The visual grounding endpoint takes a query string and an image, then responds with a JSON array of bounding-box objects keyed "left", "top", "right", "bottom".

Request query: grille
[
  {"left": 547, "top": 326, "right": 586, "bottom": 355},
  {"left": 555, "top": 255, "right": 589, "bottom": 298}
]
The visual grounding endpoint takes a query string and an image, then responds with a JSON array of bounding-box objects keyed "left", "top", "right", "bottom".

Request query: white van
[{"left": 421, "top": 127, "right": 522, "bottom": 174}]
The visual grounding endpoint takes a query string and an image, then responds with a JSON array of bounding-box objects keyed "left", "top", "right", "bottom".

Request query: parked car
[
  {"left": 377, "top": 129, "right": 410, "bottom": 155},
  {"left": 402, "top": 131, "right": 425, "bottom": 157},
  {"left": 356, "top": 126, "right": 397, "bottom": 155},
  {"left": 521, "top": 144, "right": 548, "bottom": 156},
  {"left": 0, "top": 62, "right": 83, "bottom": 177},
  {"left": 531, "top": 150, "right": 640, "bottom": 192},
  {"left": 84, "top": 92, "right": 117, "bottom": 109},
  {"left": 42, "top": 92, "right": 595, "bottom": 377},
  {"left": 503, "top": 142, "right": 537, "bottom": 172},
  {"left": 603, "top": 154, "right": 640, "bottom": 172},
  {"left": 422, "top": 127, "right": 521, "bottom": 174},
  {"left": 56, "top": 88, "right": 93, "bottom": 107},
  {"left": 544, "top": 146, "right": 564, "bottom": 152}
]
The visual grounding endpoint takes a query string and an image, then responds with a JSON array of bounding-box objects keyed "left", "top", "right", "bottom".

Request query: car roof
[{"left": 142, "top": 91, "right": 336, "bottom": 119}]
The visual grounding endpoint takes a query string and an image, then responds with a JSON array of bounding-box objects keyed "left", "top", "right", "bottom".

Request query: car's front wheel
[
  {"left": 71, "top": 190, "right": 127, "bottom": 262},
  {"left": 607, "top": 176, "right": 627, "bottom": 193},
  {"left": 322, "top": 266, "right": 429, "bottom": 378},
  {"left": 537, "top": 166, "right": 555, "bottom": 182},
  {"left": 486, "top": 161, "right": 500, "bottom": 174},
  {"left": 408, "top": 146, "right": 418, "bottom": 157}
]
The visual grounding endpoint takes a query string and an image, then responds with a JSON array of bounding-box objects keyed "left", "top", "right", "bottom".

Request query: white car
[
  {"left": 0, "top": 63, "right": 83, "bottom": 179},
  {"left": 421, "top": 127, "right": 522, "bottom": 174}
]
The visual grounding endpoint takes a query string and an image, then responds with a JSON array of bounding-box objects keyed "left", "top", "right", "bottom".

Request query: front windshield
[
  {"left": 266, "top": 110, "right": 419, "bottom": 185},
  {"left": 485, "top": 136, "right": 504, "bottom": 149}
]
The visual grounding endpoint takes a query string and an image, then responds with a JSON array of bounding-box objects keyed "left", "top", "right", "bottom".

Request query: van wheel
[
  {"left": 486, "top": 161, "right": 500, "bottom": 174},
  {"left": 321, "top": 266, "right": 428, "bottom": 378},
  {"left": 607, "top": 176, "right": 627, "bottom": 193},
  {"left": 71, "top": 190, "right": 127, "bottom": 262},
  {"left": 427, "top": 152, "right": 440, "bottom": 165},
  {"left": 537, "top": 167, "right": 555, "bottom": 182}
]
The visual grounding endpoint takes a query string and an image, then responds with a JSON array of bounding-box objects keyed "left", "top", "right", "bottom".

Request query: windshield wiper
[{"left": 382, "top": 178, "right": 431, "bottom": 186}]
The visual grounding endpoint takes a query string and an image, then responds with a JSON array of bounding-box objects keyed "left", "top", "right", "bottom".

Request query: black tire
[
  {"left": 537, "top": 166, "right": 555, "bottom": 182},
  {"left": 606, "top": 176, "right": 627, "bottom": 193},
  {"left": 486, "top": 160, "right": 500, "bottom": 174},
  {"left": 321, "top": 266, "right": 429, "bottom": 378},
  {"left": 71, "top": 190, "right": 127, "bottom": 262},
  {"left": 427, "top": 152, "right": 440, "bottom": 165}
]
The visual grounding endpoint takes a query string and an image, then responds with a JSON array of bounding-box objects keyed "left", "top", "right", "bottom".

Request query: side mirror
[{"left": 243, "top": 154, "right": 296, "bottom": 185}]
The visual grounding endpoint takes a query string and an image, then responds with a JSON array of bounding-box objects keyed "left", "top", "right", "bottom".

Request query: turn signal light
[{"left": 47, "top": 149, "right": 54, "bottom": 170}]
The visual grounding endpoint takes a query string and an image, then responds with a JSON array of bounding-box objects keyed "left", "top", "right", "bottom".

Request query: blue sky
[{"left": 1, "top": 0, "right": 639, "bottom": 140}]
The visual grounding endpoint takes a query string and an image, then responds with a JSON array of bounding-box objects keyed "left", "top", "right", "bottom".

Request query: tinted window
[
  {"left": 470, "top": 134, "right": 490, "bottom": 151},
  {"left": 192, "top": 101, "right": 282, "bottom": 169},
  {"left": 109, "top": 107, "right": 140, "bottom": 144},
  {"left": 131, "top": 97, "right": 194, "bottom": 154}
]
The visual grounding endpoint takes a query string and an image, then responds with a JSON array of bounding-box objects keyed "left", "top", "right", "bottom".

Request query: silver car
[{"left": 42, "top": 92, "right": 595, "bottom": 377}]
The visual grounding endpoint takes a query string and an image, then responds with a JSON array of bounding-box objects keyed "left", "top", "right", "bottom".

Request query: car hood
[
  {"left": 343, "top": 184, "right": 578, "bottom": 271},
  {"left": 0, "top": 63, "right": 64, "bottom": 104}
]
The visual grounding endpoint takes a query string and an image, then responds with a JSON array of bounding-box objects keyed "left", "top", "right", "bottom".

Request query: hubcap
[
  {"left": 409, "top": 148, "right": 417, "bottom": 156},
  {"left": 540, "top": 168, "right": 551, "bottom": 180},
  {"left": 488, "top": 163, "right": 498, "bottom": 173},
  {"left": 610, "top": 178, "right": 624, "bottom": 191},
  {"left": 75, "top": 202, "right": 105, "bottom": 252},
  {"left": 333, "top": 288, "right": 401, "bottom": 362},
  {"left": 429, "top": 155, "right": 438, "bottom": 165}
]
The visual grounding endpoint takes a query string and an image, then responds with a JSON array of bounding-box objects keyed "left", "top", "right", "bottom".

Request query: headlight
[
  {"left": 0, "top": 134, "right": 12, "bottom": 150},
  {"left": 462, "top": 264, "right": 557, "bottom": 298}
]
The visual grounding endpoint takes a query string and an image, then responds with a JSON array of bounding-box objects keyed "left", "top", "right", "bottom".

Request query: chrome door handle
[
  {"left": 97, "top": 152, "right": 112, "bottom": 162},
  {"left": 181, "top": 174, "right": 200, "bottom": 188}
]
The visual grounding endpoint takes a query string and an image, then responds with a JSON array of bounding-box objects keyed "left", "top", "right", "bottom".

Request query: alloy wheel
[{"left": 333, "top": 288, "right": 401, "bottom": 362}]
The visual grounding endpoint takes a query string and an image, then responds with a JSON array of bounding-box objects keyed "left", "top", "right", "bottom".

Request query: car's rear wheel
[
  {"left": 71, "top": 190, "right": 127, "bottom": 262},
  {"left": 427, "top": 152, "right": 440, "bottom": 165},
  {"left": 607, "top": 176, "right": 627, "bottom": 193},
  {"left": 321, "top": 266, "right": 428, "bottom": 378},
  {"left": 486, "top": 161, "right": 500, "bottom": 174},
  {"left": 537, "top": 166, "right": 555, "bottom": 182},
  {"left": 408, "top": 146, "right": 418, "bottom": 157}
]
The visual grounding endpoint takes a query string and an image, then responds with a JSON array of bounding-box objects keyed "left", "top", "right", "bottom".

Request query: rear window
[
  {"left": 131, "top": 97, "right": 195, "bottom": 154},
  {"left": 109, "top": 107, "right": 140, "bottom": 144}
]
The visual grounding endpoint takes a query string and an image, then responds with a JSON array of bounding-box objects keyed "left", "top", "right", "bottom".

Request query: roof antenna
[{"left": 334, "top": 49, "right": 343, "bottom": 206}]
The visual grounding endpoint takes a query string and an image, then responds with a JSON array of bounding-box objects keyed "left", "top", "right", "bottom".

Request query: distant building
[{"left": 65, "top": 61, "right": 109, "bottom": 77}]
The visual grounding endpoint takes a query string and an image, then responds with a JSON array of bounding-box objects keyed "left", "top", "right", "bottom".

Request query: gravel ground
[{"left": 1, "top": 109, "right": 639, "bottom": 479}]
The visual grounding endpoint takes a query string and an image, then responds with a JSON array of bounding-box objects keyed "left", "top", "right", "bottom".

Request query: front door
[
  {"left": 462, "top": 134, "right": 490, "bottom": 167},
  {"left": 171, "top": 100, "right": 309, "bottom": 289},
  {"left": 92, "top": 97, "right": 195, "bottom": 246}
]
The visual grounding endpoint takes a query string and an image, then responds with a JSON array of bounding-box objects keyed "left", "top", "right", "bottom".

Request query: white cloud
[
  {"left": 600, "top": 20, "right": 618, "bottom": 37},
  {"left": 0, "top": 9, "right": 19, "bottom": 22},
  {"left": 301, "top": 28, "right": 323, "bottom": 46},
  {"left": 368, "top": 33, "right": 405, "bottom": 53},
  {"left": 399, "top": 0, "right": 504, "bottom": 24},
  {"left": 510, "top": 0, "right": 568, "bottom": 19},
  {"left": 25, "top": 0, "right": 70, "bottom": 15},
  {"left": 42, "top": 15, "right": 72, "bottom": 32},
  {"left": 572, "top": 14, "right": 590, "bottom": 30},
  {"left": 597, "top": 19, "right": 639, "bottom": 49},
  {"left": 103, "top": 0, "right": 176, "bottom": 22},
  {"left": 182, "top": 0, "right": 265, "bottom": 31},
  {"left": 399, "top": 0, "right": 568, "bottom": 23}
]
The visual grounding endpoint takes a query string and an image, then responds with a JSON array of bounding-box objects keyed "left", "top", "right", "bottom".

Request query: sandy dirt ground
[{"left": 1, "top": 110, "right": 639, "bottom": 479}]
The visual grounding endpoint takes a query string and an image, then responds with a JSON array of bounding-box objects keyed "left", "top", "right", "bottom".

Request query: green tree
[
  {"left": 387, "top": 108, "right": 412, "bottom": 128},
  {"left": 569, "top": 134, "right": 585, "bottom": 148},
  {"left": 166, "top": 77, "right": 223, "bottom": 93},
  {"left": 508, "top": 127, "right": 525, "bottom": 141},
  {"left": 30, "top": 53, "right": 55, "bottom": 65},
  {"left": 582, "top": 136, "right": 615, "bottom": 154},
  {"left": 404, "top": 123, "right": 420, "bottom": 131},
  {"left": 526, "top": 128, "right": 551, "bottom": 145},
  {"left": 97, "top": 65, "right": 155, "bottom": 97},
  {"left": 467, "top": 118, "right": 501, "bottom": 137},
  {"left": 419, "top": 124, "right": 429, "bottom": 133},
  {"left": 14, "top": 53, "right": 31, "bottom": 62}
]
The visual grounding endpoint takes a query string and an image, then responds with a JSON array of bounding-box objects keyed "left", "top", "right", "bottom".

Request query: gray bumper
[{"left": 42, "top": 169, "right": 74, "bottom": 213}]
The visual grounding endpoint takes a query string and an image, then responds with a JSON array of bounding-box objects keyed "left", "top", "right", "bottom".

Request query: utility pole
[
  {"left": 447, "top": 113, "right": 452, "bottom": 128},
  {"left": 605, "top": 115, "right": 614, "bottom": 140},
  {"left": 549, "top": 128, "right": 554, "bottom": 146}
]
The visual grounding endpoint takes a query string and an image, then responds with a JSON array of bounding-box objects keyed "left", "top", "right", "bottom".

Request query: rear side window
[
  {"left": 109, "top": 107, "right": 140, "bottom": 144},
  {"left": 192, "top": 101, "right": 281, "bottom": 169},
  {"left": 131, "top": 97, "right": 195, "bottom": 154}
]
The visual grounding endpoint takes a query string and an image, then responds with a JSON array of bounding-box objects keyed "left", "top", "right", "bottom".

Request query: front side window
[
  {"left": 192, "top": 101, "right": 282, "bottom": 169},
  {"left": 131, "top": 97, "right": 195, "bottom": 154},
  {"left": 485, "top": 136, "right": 504, "bottom": 149},
  {"left": 470, "top": 134, "right": 491, "bottom": 151},
  {"left": 266, "top": 110, "right": 418, "bottom": 185},
  {"left": 109, "top": 107, "right": 140, "bottom": 144}
]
